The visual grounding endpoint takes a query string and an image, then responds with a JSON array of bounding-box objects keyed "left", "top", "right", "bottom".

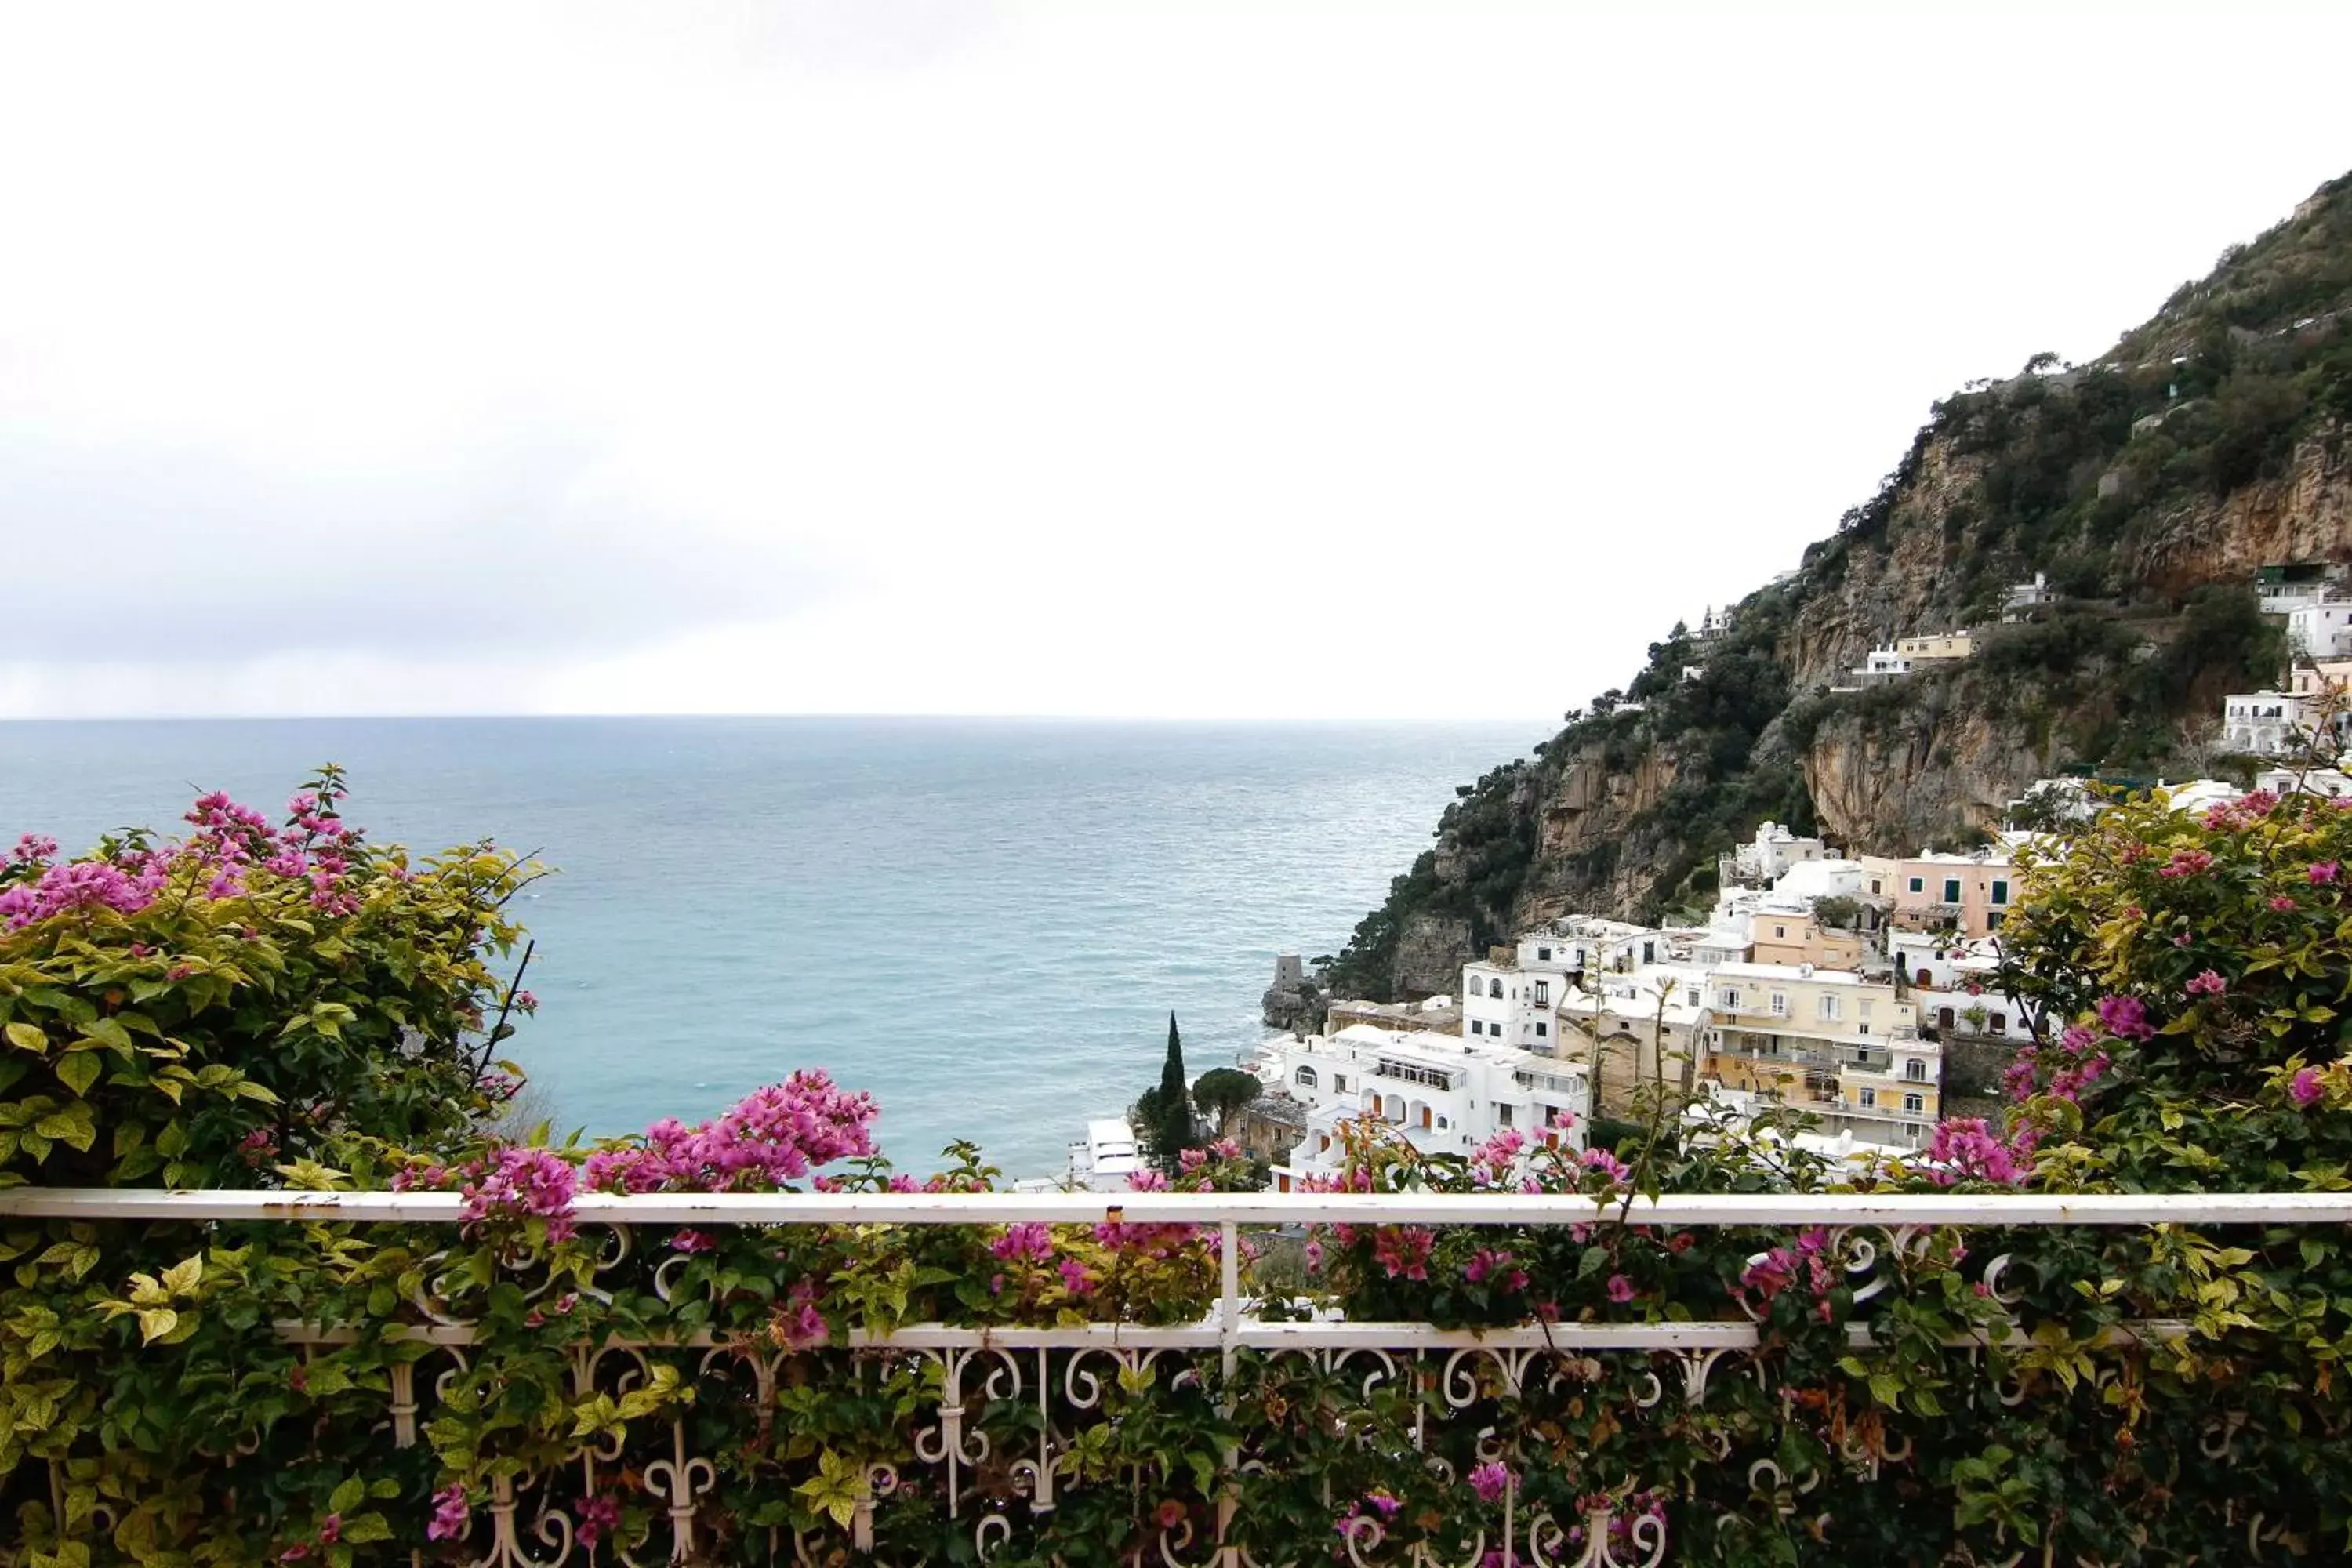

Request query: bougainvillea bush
[{"left": 3, "top": 776, "right": 2350, "bottom": 1566}]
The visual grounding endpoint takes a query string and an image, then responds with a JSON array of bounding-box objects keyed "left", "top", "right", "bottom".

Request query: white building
[
  {"left": 1889, "top": 932, "right": 2042, "bottom": 1044},
  {"left": 2002, "top": 572, "right": 2059, "bottom": 621},
  {"left": 1719, "top": 822, "right": 1831, "bottom": 887},
  {"left": 1520, "top": 917, "right": 1668, "bottom": 977},
  {"left": 1686, "top": 924, "right": 1753, "bottom": 967},
  {"left": 2255, "top": 764, "right": 2352, "bottom": 798},
  {"left": 1461, "top": 955, "right": 1565, "bottom": 1052},
  {"left": 1247, "top": 1024, "right": 1588, "bottom": 1190},
  {"left": 1765, "top": 858, "right": 1866, "bottom": 907},
  {"left": 2287, "top": 599, "right": 2352, "bottom": 659},
  {"left": 2256, "top": 564, "right": 2346, "bottom": 617},
  {"left": 1848, "top": 646, "right": 1911, "bottom": 681},
  {"left": 2005, "top": 777, "right": 2102, "bottom": 826},
  {"left": 1684, "top": 1087, "right": 1917, "bottom": 1173},
  {"left": 2223, "top": 691, "right": 2309, "bottom": 756},
  {"left": 1461, "top": 920, "right": 1674, "bottom": 1054},
  {"left": 2165, "top": 778, "right": 2256, "bottom": 815}
]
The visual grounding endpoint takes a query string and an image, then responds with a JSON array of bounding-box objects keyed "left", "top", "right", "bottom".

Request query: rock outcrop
[{"left": 1259, "top": 953, "right": 1327, "bottom": 1033}]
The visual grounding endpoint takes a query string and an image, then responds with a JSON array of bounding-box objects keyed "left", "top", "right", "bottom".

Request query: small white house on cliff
[{"left": 1247, "top": 1024, "right": 1588, "bottom": 1190}]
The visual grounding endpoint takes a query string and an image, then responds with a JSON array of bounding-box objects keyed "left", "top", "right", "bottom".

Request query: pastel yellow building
[
  {"left": 1747, "top": 910, "right": 1864, "bottom": 969},
  {"left": 1701, "top": 962, "right": 1939, "bottom": 1148},
  {"left": 1896, "top": 631, "right": 1974, "bottom": 661}
]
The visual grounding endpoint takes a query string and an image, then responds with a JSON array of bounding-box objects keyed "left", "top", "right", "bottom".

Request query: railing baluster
[{"left": 1216, "top": 1218, "right": 1240, "bottom": 1566}]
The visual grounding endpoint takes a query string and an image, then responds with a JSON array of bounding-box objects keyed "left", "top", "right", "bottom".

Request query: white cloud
[{"left": 3, "top": 4, "right": 2347, "bottom": 719}]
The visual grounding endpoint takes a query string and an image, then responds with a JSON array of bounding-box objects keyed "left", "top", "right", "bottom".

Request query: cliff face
[
  {"left": 1324, "top": 171, "right": 2352, "bottom": 1002},
  {"left": 2142, "top": 428, "right": 2352, "bottom": 590},
  {"left": 1800, "top": 694, "right": 2052, "bottom": 855}
]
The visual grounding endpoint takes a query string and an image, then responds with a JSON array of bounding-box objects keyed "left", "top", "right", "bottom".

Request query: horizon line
[{"left": 0, "top": 710, "right": 1563, "bottom": 728}]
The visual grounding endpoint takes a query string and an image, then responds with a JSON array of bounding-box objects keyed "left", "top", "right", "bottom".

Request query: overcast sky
[{"left": 3, "top": 4, "right": 2348, "bottom": 723}]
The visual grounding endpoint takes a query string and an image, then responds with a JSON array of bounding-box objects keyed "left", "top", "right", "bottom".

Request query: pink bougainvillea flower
[
  {"left": 1606, "top": 1273, "right": 1635, "bottom": 1305},
  {"left": 572, "top": 1495, "right": 621, "bottom": 1549},
  {"left": 2094, "top": 995, "right": 2154, "bottom": 1042},
  {"left": 991, "top": 1221, "right": 1053, "bottom": 1263},
  {"left": 2289, "top": 1069, "right": 2325, "bottom": 1107},
  {"left": 582, "top": 1072, "right": 877, "bottom": 1196},
  {"left": 426, "top": 1486, "right": 470, "bottom": 1542},
  {"left": 2310, "top": 862, "right": 2341, "bottom": 885},
  {"left": 1468, "top": 1461, "right": 1516, "bottom": 1503},
  {"left": 457, "top": 1145, "right": 579, "bottom": 1242},
  {"left": 1372, "top": 1227, "right": 1435, "bottom": 1281},
  {"left": 1581, "top": 1146, "right": 1632, "bottom": 1183},
  {"left": 1926, "top": 1117, "right": 2031, "bottom": 1185},
  {"left": 2185, "top": 970, "right": 2227, "bottom": 997}
]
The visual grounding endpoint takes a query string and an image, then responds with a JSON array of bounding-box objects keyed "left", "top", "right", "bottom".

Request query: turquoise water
[{"left": 0, "top": 718, "right": 1534, "bottom": 1176}]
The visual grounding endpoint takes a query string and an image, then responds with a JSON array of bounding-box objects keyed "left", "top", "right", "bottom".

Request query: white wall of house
[
  {"left": 2287, "top": 601, "right": 2352, "bottom": 659},
  {"left": 1725, "top": 822, "right": 1828, "bottom": 885},
  {"left": 1250, "top": 1025, "right": 1589, "bottom": 1189},
  {"left": 2223, "top": 691, "right": 2307, "bottom": 756}
]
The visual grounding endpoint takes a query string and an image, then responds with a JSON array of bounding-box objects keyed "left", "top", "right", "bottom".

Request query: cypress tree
[{"left": 1147, "top": 1011, "right": 1194, "bottom": 1171}]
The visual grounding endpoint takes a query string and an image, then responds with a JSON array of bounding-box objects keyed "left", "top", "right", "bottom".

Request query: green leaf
[
  {"left": 136, "top": 1308, "right": 179, "bottom": 1345},
  {"left": 32, "top": 1103, "right": 96, "bottom": 1152},
  {"left": 161, "top": 1255, "right": 204, "bottom": 1297},
  {"left": 337, "top": 1514, "right": 391, "bottom": 1546},
  {"left": 328, "top": 1475, "right": 365, "bottom": 1515},
  {"left": 4, "top": 1022, "right": 45, "bottom": 1053},
  {"left": 54, "top": 1054, "right": 101, "bottom": 1098}
]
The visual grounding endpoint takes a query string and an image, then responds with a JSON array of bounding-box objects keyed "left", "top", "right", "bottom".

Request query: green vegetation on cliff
[{"left": 1327, "top": 171, "right": 2352, "bottom": 1002}]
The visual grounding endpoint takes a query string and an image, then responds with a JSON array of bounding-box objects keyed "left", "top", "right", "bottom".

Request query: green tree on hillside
[
  {"left": 1134, "top": 1012, "right": 1196, "bottom": 1172},
  {"left": 1192, "top": 1066, "right": 1261, "bottom": 1133}
]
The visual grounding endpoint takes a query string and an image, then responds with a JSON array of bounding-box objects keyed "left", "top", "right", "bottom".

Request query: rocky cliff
[{"left": 1324, "top": 171, "right": 2352, "bottom": 1001}]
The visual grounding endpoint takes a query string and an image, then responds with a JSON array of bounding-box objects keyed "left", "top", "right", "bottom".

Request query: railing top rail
[{"left": 3, "top": 1187, "right": 2350, "bottom": 1227}]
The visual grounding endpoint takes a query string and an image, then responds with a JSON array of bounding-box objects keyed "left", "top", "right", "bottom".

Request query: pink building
[{"left": 1886, "top": 852, "right": 2016, "bottom": 939}]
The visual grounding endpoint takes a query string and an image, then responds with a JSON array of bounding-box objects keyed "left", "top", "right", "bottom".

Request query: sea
[{"left": 0, "top": 717, "right": 1538, "bottom": 1178}]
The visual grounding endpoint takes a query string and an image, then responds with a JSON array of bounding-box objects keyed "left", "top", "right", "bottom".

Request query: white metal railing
[
  {"left": 11, "top": 1186, "right": 2352, "bottom": 1226},
  {"left": 12, "top": 1188, "right": 2347, "bottom": 1567}
]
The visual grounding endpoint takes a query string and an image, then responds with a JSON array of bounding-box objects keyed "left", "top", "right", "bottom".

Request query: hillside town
[
  {"left": 1232, "top": 753, "right": 2349, "bottom": 1191},
  {"left": 1178, "top": 557, "right": 2352, "bottom": 1194}
]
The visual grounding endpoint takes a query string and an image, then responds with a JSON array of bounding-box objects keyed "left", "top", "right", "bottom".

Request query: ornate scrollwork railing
[{"left": 10, "top": 1188, "right": 2350, "bottom": 1566}]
